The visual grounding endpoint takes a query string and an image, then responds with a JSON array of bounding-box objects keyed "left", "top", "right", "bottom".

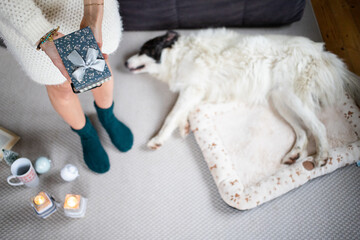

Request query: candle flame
[
  {"left": 64, "top": 194, "right": 81, "bottom": 209},
  {"left": 66, "top": 196, "right": 78, "bottom": 208},
  {"left": 34, "top": 195, "right": 45, "bottom": 205}
]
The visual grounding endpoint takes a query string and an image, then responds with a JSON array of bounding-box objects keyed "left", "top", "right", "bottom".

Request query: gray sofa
[
  {"left": 119, "top": 0, "right": 306, "bottom": 30},
  {"left": 0, "top": 0, "right": 306, "bottom": 47}
]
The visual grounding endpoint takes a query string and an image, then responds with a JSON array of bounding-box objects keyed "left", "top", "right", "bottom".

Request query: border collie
[{"left": 125, "top": 29, "right": 360, "bottom": 167}]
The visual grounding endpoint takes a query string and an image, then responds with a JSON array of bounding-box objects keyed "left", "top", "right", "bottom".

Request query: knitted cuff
[
  {"left": 94, "top": 101, "right": 115, "bottom": 124},
  {"left": 71, "top": 116, "right": 96, "bottom": 139},
  {"left": 23, "top": 13, "right": 54, "bottom": 46}
]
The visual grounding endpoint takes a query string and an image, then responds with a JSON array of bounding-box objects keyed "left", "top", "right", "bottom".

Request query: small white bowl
[{"left": 60, "top": 164, "right": 79, "bottom": 182}]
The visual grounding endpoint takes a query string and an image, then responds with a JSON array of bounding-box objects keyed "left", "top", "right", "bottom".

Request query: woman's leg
[
  {"left": 92, "top": 60, "right": 133, "bottom": 152},
  {"left": 91, "top": 59, "right": 114, "bottom": 108},
  {"left": 45, "top": 81, "right": 86, "bottom": 129},
  {"left": 46, "top": 81, "right": 110, "bottom": 173}
]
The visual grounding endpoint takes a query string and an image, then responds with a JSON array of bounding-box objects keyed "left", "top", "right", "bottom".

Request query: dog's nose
[{"left": 124, "top": 61, "right": 129, "bottom": 68}]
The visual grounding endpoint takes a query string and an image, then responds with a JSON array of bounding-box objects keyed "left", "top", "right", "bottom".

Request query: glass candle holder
[
  {"left": 63, "top": 194, "right": 87, "bottom": 218},
  {"left": 30, "top": 192, "right": 57, "bottom": 218}
]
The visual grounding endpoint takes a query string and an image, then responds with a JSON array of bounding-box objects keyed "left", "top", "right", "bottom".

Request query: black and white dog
[{"left": 125, "top": 29, "right": 360, "bottom": 167}]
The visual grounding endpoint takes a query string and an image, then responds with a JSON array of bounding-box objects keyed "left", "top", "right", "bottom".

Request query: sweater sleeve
[{"left": 0, "top": 0, "right": 54, "bottom": 46}]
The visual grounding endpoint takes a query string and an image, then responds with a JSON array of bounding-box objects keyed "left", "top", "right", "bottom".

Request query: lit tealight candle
[
  {"left": 30, "top": 192, "right": 57, "bottom": 219},
  {"left": 64, "top": 194, "right": 80, "bottom": 209},
  {"left": 67, "top": 197, "right": 77, "bottom": 207},
  {"left": 34, "top": 195, "right": 45, "bottom": 205},
  {"left": 63, "top": 194, "right": 87, "bottom": 218}
]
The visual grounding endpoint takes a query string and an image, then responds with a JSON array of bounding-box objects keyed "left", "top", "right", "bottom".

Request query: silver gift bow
[{"left": 67, "top": 48, "right": 105, "bottom": 82}]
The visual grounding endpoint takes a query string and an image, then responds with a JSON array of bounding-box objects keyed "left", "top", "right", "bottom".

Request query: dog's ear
[
  {"left": 163, "top": 31, "right": 179, "bottom": 50},
  {"left": 165, "top": 31, "right": 179, "bottom": 42},
  {"left": 154, "top": 45, "right": 163, "bottom": 63}
]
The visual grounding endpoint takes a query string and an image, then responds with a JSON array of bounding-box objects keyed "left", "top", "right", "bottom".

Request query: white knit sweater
[{"left": 0, "top": 0, "right": 122, "bottom": 85}]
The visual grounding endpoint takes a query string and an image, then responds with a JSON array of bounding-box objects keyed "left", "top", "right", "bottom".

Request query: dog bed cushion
[{"left": 189, "top": 94, "right": 360, "bottom": 210}]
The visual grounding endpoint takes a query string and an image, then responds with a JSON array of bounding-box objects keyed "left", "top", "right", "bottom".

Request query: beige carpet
[{"left": 1, "top": 1, "right": 359, "bottom": 239}]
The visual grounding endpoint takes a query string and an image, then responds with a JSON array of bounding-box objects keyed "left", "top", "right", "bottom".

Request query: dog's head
[{"left": 125, "top": 31, "right": 179, "bottom": 74}]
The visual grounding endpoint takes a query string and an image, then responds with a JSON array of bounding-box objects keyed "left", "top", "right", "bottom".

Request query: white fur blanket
[{"left": 189, "top": 94, "right": 360, "bottom": 210}]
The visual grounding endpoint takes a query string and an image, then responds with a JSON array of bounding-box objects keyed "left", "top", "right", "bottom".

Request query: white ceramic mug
[{"left": 7, "top": 158, "right": 39, "bottom": 187}]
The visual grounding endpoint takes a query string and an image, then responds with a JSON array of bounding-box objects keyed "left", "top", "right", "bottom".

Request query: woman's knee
[{"left": 46, "top": 81, "right": 74, "bottom": 103}]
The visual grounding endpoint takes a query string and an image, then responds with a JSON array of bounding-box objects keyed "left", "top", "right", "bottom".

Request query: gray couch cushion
[{"left": 119, "top": 0, "right": 306, "bottom": 30}]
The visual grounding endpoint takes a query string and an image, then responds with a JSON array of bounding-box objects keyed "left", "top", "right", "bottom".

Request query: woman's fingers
[
  {"left": 97, "top": 41, "right": 103, "bottom": 50},
  {"left": 41, "top": 32, "right": 71, "bottom": 82},
  {"left": 54, "top": 60, "right": 71, "bottom": 81}
]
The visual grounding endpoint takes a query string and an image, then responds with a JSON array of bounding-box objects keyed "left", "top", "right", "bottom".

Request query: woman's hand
[
  {"left": 40, "top": 32, "right": 71, "bottom": 82},
  {"left": 41, "top": 1, "right": 105, "bottom": 82},
  {"left": 81, "top": 1, "right": 104, "bottom": 53}
]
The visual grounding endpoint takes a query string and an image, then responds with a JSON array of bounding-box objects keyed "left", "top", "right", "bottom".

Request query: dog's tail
[
  {"left": 343, "top": 69, "right": 360, "bottom": 107},
  {"left": 324, "top": 50, "right": 360, "bottom": 107}
]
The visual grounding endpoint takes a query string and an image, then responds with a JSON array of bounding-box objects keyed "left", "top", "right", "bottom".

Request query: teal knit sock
[
  {"left": 94, "top": 102, "right": 133, "bottom": 152},
  {"left": 71, "top": 116, "right": 110, "bottom": 174}
]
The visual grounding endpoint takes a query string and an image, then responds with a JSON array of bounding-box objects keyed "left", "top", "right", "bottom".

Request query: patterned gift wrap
[{"left": 54, "top": 26, "right": 111, "bottom": 93}]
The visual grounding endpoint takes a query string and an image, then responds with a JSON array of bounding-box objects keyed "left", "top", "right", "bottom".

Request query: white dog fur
[{"left": 126, "top": 28, "right": 360, "bottom": 167}]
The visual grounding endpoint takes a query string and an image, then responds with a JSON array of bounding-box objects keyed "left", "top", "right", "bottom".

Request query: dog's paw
[
  {"left": 147, "top": 137, "right": 163, "bottom": 150},
  {"left": 314, "top": 151, "right": 329, "bottom": 167},
  {"left": 179, "top": 121, "right": 190, "bottom": 138},
  {"left": 281, "top": 147, "right": 305, "bottom": 165}
]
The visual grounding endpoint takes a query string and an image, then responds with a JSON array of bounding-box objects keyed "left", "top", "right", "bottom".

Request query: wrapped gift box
[{"left": 54, "top": 26, "right": 111, "bottom": 93}]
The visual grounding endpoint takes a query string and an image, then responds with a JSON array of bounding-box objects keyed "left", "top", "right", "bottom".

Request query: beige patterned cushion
[{"left": 189, "top": 94, "right": 360, "bottom": 210}]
